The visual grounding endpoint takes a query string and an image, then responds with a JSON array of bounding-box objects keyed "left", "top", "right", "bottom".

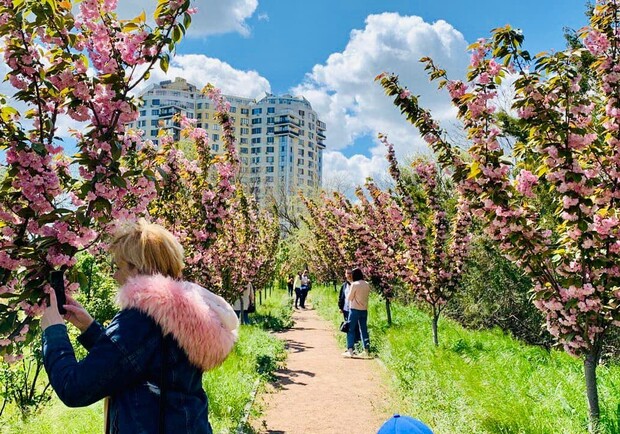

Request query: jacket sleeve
[
  {"left": 42, "top": 309, "right": 160, "bottom": 408},
  {"left": 338, "top": 284, "right": 345, "bottom": 310}
]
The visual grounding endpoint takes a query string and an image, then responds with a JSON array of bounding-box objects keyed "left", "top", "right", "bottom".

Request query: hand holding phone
[{"left": 49, "top": 270, "right": 67, "bottom": 315}]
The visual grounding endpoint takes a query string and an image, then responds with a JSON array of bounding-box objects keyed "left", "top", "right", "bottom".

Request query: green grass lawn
[
  {"left": 310, "top": 285, "right": 620, "bottom": 434},
  {"left": 0, "top": 288, "right": 290, "bottom": 434}
]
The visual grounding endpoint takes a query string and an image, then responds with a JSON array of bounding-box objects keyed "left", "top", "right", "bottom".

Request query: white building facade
[{"left": 130, "top": 78, "right": 326, "bottom": 204}]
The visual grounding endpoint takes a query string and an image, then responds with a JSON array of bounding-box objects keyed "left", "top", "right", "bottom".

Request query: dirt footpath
[{"left": 250, "top": 303, "right": 391, "bottom": 434}]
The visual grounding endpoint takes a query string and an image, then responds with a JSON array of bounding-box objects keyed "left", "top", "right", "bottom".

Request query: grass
[
  {"left": 0, "top": 288, "right": 290, "bottom": 434},
  {"left": 310, "top": 284, "right": 620, "bottom": 434}
]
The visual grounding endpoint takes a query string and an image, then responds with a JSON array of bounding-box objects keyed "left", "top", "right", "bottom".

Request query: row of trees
[
  {"left": 0, "top": 0, "right": 280, "bottom": 372},
  {"left": 373, "top": 1, "right": 620, "bottom": 430},
  {"left": 301, "top": 1, "right": 620, "bottom": 430},
  {"left": 301, "top": 142, "right": 473, "bottom": 345}
]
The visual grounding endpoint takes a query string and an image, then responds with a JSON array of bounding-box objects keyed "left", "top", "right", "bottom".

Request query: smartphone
[{"left": 49, "top": 271, "right": 67, "bottom": 315}]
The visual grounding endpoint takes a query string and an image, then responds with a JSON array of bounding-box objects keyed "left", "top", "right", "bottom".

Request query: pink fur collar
[{"left": 116, "top": 274, "right": 239, "bottom": 371}]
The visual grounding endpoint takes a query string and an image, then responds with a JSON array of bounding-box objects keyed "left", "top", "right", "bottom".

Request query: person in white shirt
[
  {"left": 299, "top": 269, "right": 311, "bottom": 309},
  {"left": 293, "top": 272, "right": 302, "bottom": 309}
]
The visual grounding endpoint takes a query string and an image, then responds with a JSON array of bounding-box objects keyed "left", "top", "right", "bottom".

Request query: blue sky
[
  {"left": 119, "top": 1, "right": 591, "bottom": 189},
  {"left": 189, "top": 1, "right": 588, "bottom": 95}
]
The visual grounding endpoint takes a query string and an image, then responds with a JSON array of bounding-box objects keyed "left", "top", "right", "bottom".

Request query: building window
[
  {"left": 267, "top": 137, "right": 275, "bottom": 143},
  {"left": 251, "top": 138, "right": 261, "bottom": 144},
  {"left": 266, "top": 146, "right": 274, "bottom": 153},
  {"left": 151, "top": 109, "right": 159, "bottom": 116},
  {"left": 212, "top": 134, "right": 219, "bottom": 141},
  {"left": 240, "top": 138, "right": 248, "bottom": 144},
  {"left": 241, "top": 118, "right": 249, "bottom": 125},
  {"left": 240, "top": 147, "right": 249, "bottom": 154},
  {"left": 267, "top": 117, "right": 274, "bottom": 124},
  {"left": 241, "top": 128, "right": 249, "bottom": 135},
  {"left": 267, "top": 107, "right": 275, "bottom": 114},
  {"left": 252, "top": 108, "right": 262, "bottom": 115},
  {"left": 151, "top": 119, "right": 158, "bottom": 126},
  {"left": 267, "top": 166, "right": 274, "bottom": 173},
  {"left": 251, "top": 118, "right": 262, "bottom": 124},
  {"left": 266, "top": 156, "right": 274, "bottom": 163},
  {"left": 267, "top": 127, "right": 274, "bottom": 134},
  {"left": 252, "top": 157, "right": 261, "bottom": 164},
  {"left": 150, "top": 129, "right": 158, "bottom": 136},
  {"left": 251, "top": 147, "right": 261, "bottom": 154},
  {"left": 251, "top": 127, "right": 262, "bottom": 134},
  {"left": 266, "top": 176, "right": 274, "bottom": 182},
  {"left": 241, "top": 108, "right": 249, "bottom": 115},
  {"left": 230, "top": 106, "right": 237, "bottom": 113},
  {"left": 212, "top": 144, "right": 219, "bottom": 151},
  {"left": 212, "top": 124, "right": 220, "bottom": 130},
  {"left": 197, "top": 113, "right": 202, "bottom": 119},
  {"left": 197, "top": 103, "right": 202, "bottom": 109},
  {"left": 298, "top": 149, "right": 304, "bottom": 156},
  {"left": 152, "top": 99, "right": 160, "bottom": 105}
]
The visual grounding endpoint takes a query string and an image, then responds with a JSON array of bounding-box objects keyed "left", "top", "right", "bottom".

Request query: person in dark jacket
[
  {"left": 41, "top": 219, "right": 239, "bottom": 433},
  {"left": 338, "top": 268, "right": 360, "bottom": 346}
]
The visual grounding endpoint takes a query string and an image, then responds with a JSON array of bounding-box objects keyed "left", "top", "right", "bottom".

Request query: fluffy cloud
[
  {"left": 137, "top": 54, "right": 271, "bottom": 99},
  {"left": 293, "top": 13, "right": 470, "bottom": 186},
  {"left": 116, "top": 0, "right": 258, "bottom": 36}
]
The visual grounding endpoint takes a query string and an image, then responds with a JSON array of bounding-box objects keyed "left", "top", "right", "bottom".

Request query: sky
[{"left": 23, "top": 0, "right": 594, "bottom": 189}]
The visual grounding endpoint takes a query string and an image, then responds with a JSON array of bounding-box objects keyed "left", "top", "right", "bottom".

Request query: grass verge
[
  {"left": 1, "top": 289, "right": 290, "bottom": 434},
  {"left": 310, "top": 284, "right": 620, "bottom": 434}
]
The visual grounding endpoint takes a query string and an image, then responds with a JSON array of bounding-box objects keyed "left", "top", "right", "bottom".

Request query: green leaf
[{"left": 160, "top": 54, "right": 169, "bottom": 73}]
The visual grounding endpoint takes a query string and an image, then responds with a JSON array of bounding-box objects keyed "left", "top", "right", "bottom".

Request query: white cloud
[
  {"left": 322, "top": 150, "right": 390, "bottom": 195},
  {"left": 116, "top": 0, "right": 258, "bottom": 36},
  {"left": 292, "top": 13, "right": 470, "bottom": 186},
  {"left": 137, "top": 54, "right": 271, "bottom": 99}
]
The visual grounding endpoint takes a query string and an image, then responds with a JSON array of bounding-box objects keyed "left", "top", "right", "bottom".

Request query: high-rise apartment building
[{"left": 130, "top": 77, "right": 326, "bottom": 204}]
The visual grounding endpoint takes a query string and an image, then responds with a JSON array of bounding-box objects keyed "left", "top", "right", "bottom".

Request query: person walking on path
[
  {"left": 343, "top": 267, "right": 371, "bottom": 358},
  {"left": 293, "top": 272, "right": 302, "bottom": 309},
  {"left": 286, "top": 274, "right": 294, "bottom": 297},
  {"left": 299, "top": 269, "right": 311, "bottom": 309}
]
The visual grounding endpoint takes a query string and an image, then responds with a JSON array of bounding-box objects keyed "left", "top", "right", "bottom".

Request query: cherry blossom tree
[
  {"left": 378, "top": 0, "right": 620, "bottom": 427},
  {"left": 381, "top": 137, "right": 473, "bottom": 345},
  {"left": 0, "top": 0, "right": 193, "bottom": 363},
  {"left": 147, "top": 87, "right": 279, "bottom": 304}
]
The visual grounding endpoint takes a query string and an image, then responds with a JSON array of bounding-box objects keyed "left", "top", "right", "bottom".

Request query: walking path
[{"left": 250, "top": 303, "right": 391, "bottom": 433}]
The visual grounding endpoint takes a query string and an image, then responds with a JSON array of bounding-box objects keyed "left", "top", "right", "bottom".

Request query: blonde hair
[{"left": 109, "top": 219, "right": 184, "bottom": 279}]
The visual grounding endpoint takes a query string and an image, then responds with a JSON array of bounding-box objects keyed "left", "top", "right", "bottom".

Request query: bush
[{"left": 444, "top": 234, "right": 553, "bottom": 347}]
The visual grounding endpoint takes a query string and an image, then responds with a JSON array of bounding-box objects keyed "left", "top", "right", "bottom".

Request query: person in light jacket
[
  {"left": 233, "top": 282, "right": 255, "bottom": 324},
  {"left": 343, "top": 267, "right": 371, "bottom": 358},
  {"left": 41, "top": 219, "right": 239, "bottom": 433},
  {"left": 293, "top": 272, "right": 302, "bottom": 309}
]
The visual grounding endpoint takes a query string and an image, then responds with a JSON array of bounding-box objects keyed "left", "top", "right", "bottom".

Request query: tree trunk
[
  {"left": 259, "top": 288, "right": 262, "bottom": 305},
  {"left": 432, "top": 311, "right": 439, "bottom": 347},
  {"left": 584, "top": 347, "right": 601, "bottom": 433},
  {"left": 385, "top": 298, "right": 392, "bottom": 326}
]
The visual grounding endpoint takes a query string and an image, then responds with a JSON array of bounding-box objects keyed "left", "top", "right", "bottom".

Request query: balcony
[{"left": 274, "top": 127, "right": 300, "bottom": 136}]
